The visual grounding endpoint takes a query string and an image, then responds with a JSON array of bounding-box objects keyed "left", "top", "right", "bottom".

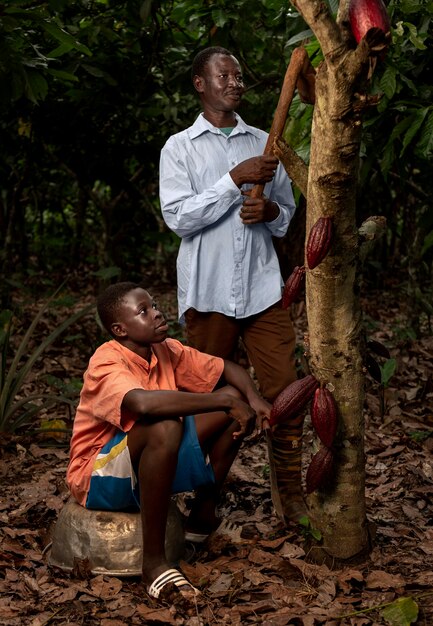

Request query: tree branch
[
  {"left": 291, "top": 0, "right": 344, "bottom": 57},
  {"left": 274, "top": 136, "right": 309, "bottom": 198}
]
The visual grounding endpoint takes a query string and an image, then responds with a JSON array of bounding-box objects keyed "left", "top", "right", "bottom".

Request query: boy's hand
[
  {"left": 228, "top": 400, "right": 257, "bottom": 440},
  {"left": 248, "top": 396, "right": 272, "bottom": 434}
]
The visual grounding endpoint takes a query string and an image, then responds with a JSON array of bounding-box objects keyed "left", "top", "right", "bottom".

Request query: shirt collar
[
  {"left": 189, "top": 112, "right": 263, "bottom": 140},
  {"left": 111, "top": 340, "right": 158, "bottom": 370}
]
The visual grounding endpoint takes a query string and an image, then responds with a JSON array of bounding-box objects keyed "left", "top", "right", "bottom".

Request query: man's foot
[
  {"left": 184, "top": 515, "right": 221, "bottom": 544},
  {"left": 284, "top": 497, "right": 307, "bottom": 523}
]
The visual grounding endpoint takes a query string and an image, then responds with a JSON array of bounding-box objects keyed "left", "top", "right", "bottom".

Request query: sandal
[
  {"left": 147, "top": 568, "right": 199, "bottom": 599},
  {"left": 184, "top": 530, "right": 210, "bottom": 543}
]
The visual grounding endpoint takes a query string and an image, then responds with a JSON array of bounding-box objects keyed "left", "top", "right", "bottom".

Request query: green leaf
[
  {"left": 380, "top": 358, "right": 397, "bottom": 387},
  {"left": 211, "top": 8, "right": 229, "bottom": 27},
  {"left": 42, "top": 22, "right": 92, "bottom": 56},
  {"left": 400, "top": 108, "right": 429, "bottom": 156},
  {"left": 415, "top": 109, "right": 433, "bottom": 157},
  {"left": 380, "top": 67, "right": 397, "bottom": 100},
  {"left": 286, "top": 28, "right": 314, "bottom": 46},
  {"left": 404, "top": 22, "right": 428, "bottom": 49},
  {"left": 47, "top": 68, "right": 79, "bottom": 82},
  {"left": 0, "top": 283, "right": 94, "bottom": 432},
  {"left": 421, "top": 230, "right": 433, "bottom": 257},
  {"left": 381, "top": 596, "right": 419, "bottom": 625},
  {"left": 46, "top": 43, "right": 74, "bottom": 59},
  {"left": 91, "top": 266, "right": 121, "bottom": 279},
  {"left": 24, "top": 70, "right": 49, "bottom": 103}
]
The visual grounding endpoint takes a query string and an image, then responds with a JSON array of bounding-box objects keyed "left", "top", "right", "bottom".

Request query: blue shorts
[{"left": 86, "top": 415, "right": 215, "bottom": 511}]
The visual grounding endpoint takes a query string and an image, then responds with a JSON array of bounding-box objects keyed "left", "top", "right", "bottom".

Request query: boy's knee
[
  {"left": 149, "top": 419, "right": 183, "bottom": 454},
  {"left": 131, "top": 418, "right": 183, "bottom": 456},
  {"left": 219, "top": 385, "right": 244, "bottom": 401}
]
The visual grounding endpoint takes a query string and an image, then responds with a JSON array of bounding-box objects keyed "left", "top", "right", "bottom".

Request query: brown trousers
[{"left": 184, "top": 302, "right": 297, "bottom": 402}]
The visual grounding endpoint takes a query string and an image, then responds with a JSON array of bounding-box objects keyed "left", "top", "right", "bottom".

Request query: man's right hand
[{"left": 230, "top": 155, "right": 279, "bottom": 188}]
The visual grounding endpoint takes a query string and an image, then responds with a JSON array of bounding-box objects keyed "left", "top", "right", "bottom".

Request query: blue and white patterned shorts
[{"left": 86, "top": 415, "right": 215, "bottom": 511}]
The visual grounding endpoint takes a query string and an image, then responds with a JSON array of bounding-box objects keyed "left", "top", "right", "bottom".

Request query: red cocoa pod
[
  {"left": 348, "top": 0, "right": 391, "bottom": 44},
  {"left": 306, "top": 217, "right": 333, "bottom": 270},
  {"left": 311, "top": 387, "right": 338, "bottom": 448},
  {"left": 282, "top": 265, "right": 306, "bottom": 309},
  {"left": 306, "top": 446, "right": 335, "bottom": 494},
  {"left": 269, "top": 374, "right": 319, "bottom": 427}
]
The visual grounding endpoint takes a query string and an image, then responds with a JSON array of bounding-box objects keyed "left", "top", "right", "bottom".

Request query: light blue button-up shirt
[{"left": 159, "top": 113, "right": 296, "bottom": 322}]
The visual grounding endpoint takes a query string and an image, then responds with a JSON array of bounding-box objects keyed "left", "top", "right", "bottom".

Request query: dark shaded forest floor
[{"left": 0, "top": 278, "right": 432, "bottom": 625}]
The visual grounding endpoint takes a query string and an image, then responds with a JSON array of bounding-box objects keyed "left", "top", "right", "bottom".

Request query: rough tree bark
[{"left": 275, "top": 0, "right": 390, "bottom": 559}]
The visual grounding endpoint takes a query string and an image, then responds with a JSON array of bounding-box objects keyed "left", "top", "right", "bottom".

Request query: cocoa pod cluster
[
  {"left": 269, "top": 374, "right": 319, "bottom": 427},
  {"left": 305, "top": 387, "right": 339, "bottom": 494},
  {"left": 306, "top": 217, "right": 333, "bottom": 270},
  {"left": 281, "top": 217, "right": 332, "bottom": 311},
  {"left": 306, "top": 446, "right": 334, "bottom": 494},
  {"left": 270, "top": 376, "right": 338, "bottom": 494},
  {"left": 311, "top": 387, "right": 338, "bottom": 448},
  {"left": 282, "top": 265, "right": 305, "bottom": 310}
]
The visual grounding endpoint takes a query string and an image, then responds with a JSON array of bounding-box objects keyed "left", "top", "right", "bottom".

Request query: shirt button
[{"left": 237, "top": 237, "right": 241, "bottom": 241}]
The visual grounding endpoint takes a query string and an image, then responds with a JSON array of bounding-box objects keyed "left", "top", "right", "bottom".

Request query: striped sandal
[{"left": 147, "top": 568, "right": 199, "bottom": 599}]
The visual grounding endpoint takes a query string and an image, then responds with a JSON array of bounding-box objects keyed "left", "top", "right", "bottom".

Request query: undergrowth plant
[{"left": 0, "top": 287, "right": 94, "bottom": 433}]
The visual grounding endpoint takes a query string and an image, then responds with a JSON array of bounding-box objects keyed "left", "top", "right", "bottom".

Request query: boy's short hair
[
  {"left": 191, "top": 46, "right": 233, "bottom": 80},
  {"left": 97, "top": 281, "right": 143, "bottom": 335}
]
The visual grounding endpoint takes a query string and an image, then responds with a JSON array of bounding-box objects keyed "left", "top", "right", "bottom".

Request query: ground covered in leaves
[{"left": 0, "top": 281, "right": 432, "bottom": 625}]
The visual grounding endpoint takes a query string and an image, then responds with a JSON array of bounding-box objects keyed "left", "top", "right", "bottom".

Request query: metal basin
[{"left": 48, "top": 498, "right": 185, "bottom": 577}]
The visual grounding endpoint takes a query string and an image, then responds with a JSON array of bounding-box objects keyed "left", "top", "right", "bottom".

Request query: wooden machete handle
[{"left": 250, "top": 47, "right": 308, "bottom": 199}]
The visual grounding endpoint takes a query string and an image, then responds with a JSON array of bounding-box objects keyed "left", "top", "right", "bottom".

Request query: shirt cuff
[
  {"left": 214, "top": 172, "right": 242, "bottom": 196},
  {"left": 268, "top": 202, "right": 283, "bottom": 224}
]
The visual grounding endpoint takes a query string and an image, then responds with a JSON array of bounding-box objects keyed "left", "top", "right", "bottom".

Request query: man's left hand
[{"left": 240, "top": 195, "right": 279, "bottom": 224}]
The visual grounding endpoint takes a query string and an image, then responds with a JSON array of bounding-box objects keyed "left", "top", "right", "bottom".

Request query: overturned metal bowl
[{"left": 48, "top": 498, "right": 185, "bottom": 577}]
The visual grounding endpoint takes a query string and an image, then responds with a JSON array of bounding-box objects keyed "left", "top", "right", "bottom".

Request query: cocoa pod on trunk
[
  {"left": 306, "top": 446, "right": 334, "bottom": 494},
  {"left": 282, "top": 265, "right": 306, "bottom": 309},
  {"left": 306, "top": 217, "right": 333, "bottom": 270},
  {"left": 311, "top": 387, "right": 338, "bottom": 448},
  {"left": 348, "top": 0, "right": 391, "bottom": 43},
  {"left": 269, "top": 374, "right": 319, "bottom": 426}
]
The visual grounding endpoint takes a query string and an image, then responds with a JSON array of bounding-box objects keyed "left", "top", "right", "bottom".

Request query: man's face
[
  {"left": 194, "top": 53, "right": 245, "bottom": 114},
  {"left": 112, "top": 288, "right": 168, "bottom": 346}
]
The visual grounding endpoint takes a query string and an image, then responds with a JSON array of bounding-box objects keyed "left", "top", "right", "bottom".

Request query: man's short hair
[
  {"left": 191, "top": 46, "right": 233, "bottom": 80},
  {"left": 97, "top": 281, "right": 142, "bottom": 335}
]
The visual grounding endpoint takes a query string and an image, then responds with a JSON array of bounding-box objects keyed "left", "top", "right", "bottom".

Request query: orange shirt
[{"left": 66, "top": 338, "right": 224, "bottom": 506}]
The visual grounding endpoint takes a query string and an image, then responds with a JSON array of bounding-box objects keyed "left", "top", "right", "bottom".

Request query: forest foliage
[{"left": 0, "top": 0, "right": 432, "bottom": 331}]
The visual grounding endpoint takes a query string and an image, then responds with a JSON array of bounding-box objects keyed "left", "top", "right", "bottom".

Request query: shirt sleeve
[
  {"left": 85, "top": 357, "right": 145, "bottom": 428},
  {"left": 166, "top": 339, "right": 224, "bottom": 392},
  {"left": 159, "top": 136, "right": 241, "bottom": 238},
  {"left": 265, "top": 163, "right": 297, "bottom": 238}
]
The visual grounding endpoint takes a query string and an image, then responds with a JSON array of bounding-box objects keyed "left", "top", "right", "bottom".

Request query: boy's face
[{"left": 112, "top": 288, "right": 168, "bottom": 346}]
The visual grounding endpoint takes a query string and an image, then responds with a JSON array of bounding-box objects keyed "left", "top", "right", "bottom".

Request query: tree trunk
[
  {"left": 276, "top": 0, "right": 389, "bottom": 559},
  {"left": 305, "top": 52, "right": 368, "bottom": 558}
]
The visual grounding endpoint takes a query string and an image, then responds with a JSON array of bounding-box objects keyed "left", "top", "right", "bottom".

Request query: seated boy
[{"left": 66, "top": 282, "right": 271, "bottom": 600}]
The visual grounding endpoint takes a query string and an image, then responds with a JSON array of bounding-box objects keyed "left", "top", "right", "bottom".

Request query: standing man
[{"left": 159, "top": 47, "right": 305, "bottom": 521}]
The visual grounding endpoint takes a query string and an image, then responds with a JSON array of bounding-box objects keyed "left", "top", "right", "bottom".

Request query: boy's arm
[
  {"left": 123, "top": 385, "right": 259, "bottom": 437},
  {"left": 220, "top": 360, "right": 271, "bottom": 427},
  {"left": 123, "top": 387, "right": 244, "bottom": 419}
]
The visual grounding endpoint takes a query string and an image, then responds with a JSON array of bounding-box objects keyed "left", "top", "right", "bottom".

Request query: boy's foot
[{"left": 147, "top": 568, "right": 199, "bottom": 600}]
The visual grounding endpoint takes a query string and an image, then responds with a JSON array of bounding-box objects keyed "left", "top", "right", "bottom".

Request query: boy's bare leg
[
  {"left": 127, "top": 418, "right": 183, "bottom": 585},
  {"left": 187, "top": 387, "right": 253, "bottom": 534}
]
